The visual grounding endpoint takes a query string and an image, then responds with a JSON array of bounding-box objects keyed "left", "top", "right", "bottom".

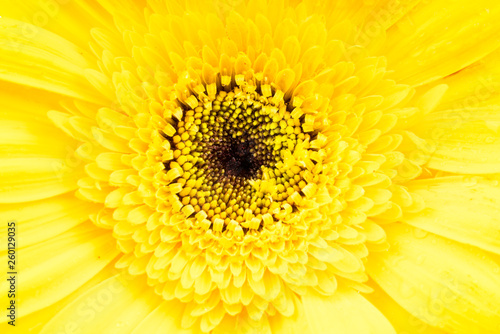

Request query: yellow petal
[
  {"left": 0, "top": 157, "right": 84, "bottom": 203},
  {"left": 404, "top": 176, "right": 500, "bottom": 255},
  {"left": 365, "top": 281, "right": 448, "bottom": 334},
  {"left": 385, "top": 0, "right": 500, "bottom": 86},
  {"left": 213, "top": 311, "right": 272, "bottom": 334},
  {"left": 269, "top": 293, "right": 313, "bottom": 334},
  {"left": 0, "top": 82, "right": 80, "bottom": 160},
  {"left": 302, "top": 0, "right": 419, "bottom": 48},
  {"left": 0, "top": 0, "right": 113, "bottom": 52},
  {"left": 301, "top": 288, "right": 396, "bottom": 334},
  {"left": 40, "top": 272, "right": 162, "bottom": 334},
  {"left": 132, "top": 300, "right": 194, "bottom": 334},
  {"left": 367, "top": 223, "right": 500, "bottom": 334},
  {"left": 0, "top": 17, "right": 105, "bottom": 103},
  {"left": 0, "top": 80, "right": 74, "bottom": 120},
  {"left": 0, "top": 261, "right": 119, "bottom": 333},
  {"left": 0, "top": 83, "right": 79, "bottom": 159},
  {"left": 0, "top": 118, "right": 76, "bottom": 158},
  {"left": 428, "top": 47, "right": 500, "bottom": 111},
  {"left": 405, "top": 107, "right": 500, "bottom": 174},
  {"left": 94, "top": 0, "right": 147, "bottom": 32},
  {"left": 0, "top": 224, "right": 118, "bottom": 320},
  {"left": 0, "top": 194, "right": 99, "bottom": 248}
]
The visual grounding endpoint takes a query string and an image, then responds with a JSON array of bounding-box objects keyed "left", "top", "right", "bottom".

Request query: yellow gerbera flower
[{"left": 1, "top": 0, "right": 500, "bottom": 333}]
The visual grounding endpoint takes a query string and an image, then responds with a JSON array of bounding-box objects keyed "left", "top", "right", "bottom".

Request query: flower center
[
  {"left": 164, "top": 87, "right": 313, "bottom": 233},
  {"left": 217, "top": 138, "right": 261, "bottom": 179}
]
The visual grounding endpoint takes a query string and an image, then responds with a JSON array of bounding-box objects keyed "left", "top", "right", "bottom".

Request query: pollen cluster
[{"left": 163, "top": 84, "right": 316, "bottom": 234}]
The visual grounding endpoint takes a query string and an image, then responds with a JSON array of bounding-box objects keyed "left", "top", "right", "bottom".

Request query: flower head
[{"left": 2, "top": 0, "right": 500, "bottom": 333}]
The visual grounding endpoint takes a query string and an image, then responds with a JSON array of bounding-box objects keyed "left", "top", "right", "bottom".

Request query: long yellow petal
[
  {"left": 404, "top": 107, "right": 500, "bottom": 174},
  {"left": 269, "top": 293, "right": 313, "bottom": 334},
  {"left": 94, "top": 0, "right": 147, "bottom": 32},
  {"left": 0, "top": 80, "right": 74, "bottom": 120},
  {"left": 0, "top": 261, "right": 119, "bottom": 333},
  {"left": 0, "top": 118, "right": 77, "bottom": 159},
  {"left": 0, "top": 17, "right": 106, "bottom": 103},
  {"left": 404, "top": 176, "right": 500, "bottom": 255},
  {"left": 212, "top": 311, "right": 273, "bottom": 334},
  {"left": 0, "top": 224, "right": 119, "bottom": 321},
  {"left": 0, "top": 194, "right": 99, "bottom": 248},
  {"left": 131, "top": 300, "right": 194, "bottom": 334},
  {"left": 365, "top": 281, "right": 448, "bottom": 334},
  {"left": 301, "top": 288, "right": 396, "bottom": 334},
  {"left": 367, "top": 223, "right": 500, "bottom": 334},
  {"left": 384, "top": 0, "right": 500, "bottom": 86},
  {"left": 0, "top": 0, "right": 114, "bottom": 52},
  {"left": 0, "top": 157, "right": 84, "bottom": 203},
  {"left": 40, "top": 272, "right": 162, "bottom": 334},
  {"left": 429, "top": 47, "right": 500, "bottom": 111}
]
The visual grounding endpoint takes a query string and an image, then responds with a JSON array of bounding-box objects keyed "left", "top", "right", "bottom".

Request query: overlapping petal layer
[
  {"left": 0, "top": 0, "right": 500, "bottom": 333},
  {"left": 367, "top": 224, "right": 500, "bottom": 334}
]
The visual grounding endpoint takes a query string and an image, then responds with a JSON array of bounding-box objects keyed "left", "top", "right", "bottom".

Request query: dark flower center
[
  {"left": 162, "top": 86, "right": 314, "bottom": 231},
  {"left": 216, "top": 139, "right": 262, "bottom": 179}
]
